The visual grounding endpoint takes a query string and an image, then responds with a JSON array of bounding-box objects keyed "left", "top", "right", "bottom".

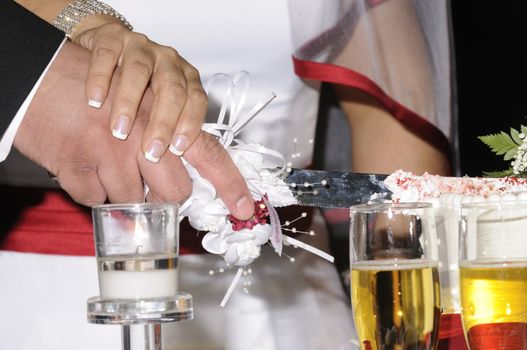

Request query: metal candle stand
[{"left": 87, "top": 293, "right": 193, "bottom": 350}]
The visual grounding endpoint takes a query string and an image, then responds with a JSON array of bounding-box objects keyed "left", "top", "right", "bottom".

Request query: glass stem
[{"left": 122, "top": 324, "right": 163, "bottom": 350}]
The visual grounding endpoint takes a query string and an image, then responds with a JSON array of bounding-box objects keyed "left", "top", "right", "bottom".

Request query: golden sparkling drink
[
  {"left": 351, "top": 260, "right": 441, "bottom": 350},
  {"left": 460, "top": 261, "right": 527, "bottom": 350}
]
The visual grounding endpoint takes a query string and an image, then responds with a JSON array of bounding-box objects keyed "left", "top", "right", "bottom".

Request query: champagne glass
[
  {"left": 459, "top": 201, "right": 527, "bottom": 350},
  {"left": 349, "top": 202, "right": 441, "bottom": 350}
]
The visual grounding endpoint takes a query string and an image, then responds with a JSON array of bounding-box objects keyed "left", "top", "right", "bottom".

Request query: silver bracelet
[{"left": 52, "top": 0, "right": 133, "bottom": 38}]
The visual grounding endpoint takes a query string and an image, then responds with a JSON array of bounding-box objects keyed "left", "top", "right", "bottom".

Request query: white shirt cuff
[{"left": 0, "top": 38, "right": 67, "bottom": 162}]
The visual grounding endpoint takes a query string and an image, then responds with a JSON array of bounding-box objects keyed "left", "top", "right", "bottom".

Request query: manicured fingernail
[
  {"left": 88, "top": 99, "right": 102, "bottom": 108},
  {"left": 169, "top": 135, "right": 189, "bottom": 156},
  {"left": 88, "top": 88, "right": 104, "bottom": 108},
  {"left": 145, "top": 139, "right": 164, "bottom": 163},
  {"left": 235, "top": 196, "right": 254, "bottom": 220},
  {"left": 112, "top": 115, "right": 130, "bottom": 140}
]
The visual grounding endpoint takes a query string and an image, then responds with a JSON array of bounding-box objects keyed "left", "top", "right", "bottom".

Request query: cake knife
[{"left": 281, "top": 168, "right": 391, "bottom": 208}]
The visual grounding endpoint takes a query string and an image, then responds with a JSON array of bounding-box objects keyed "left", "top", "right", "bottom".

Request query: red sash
[
  {"left": 0, "top": 186, "right": 311, "bottom": 256},
  {"left": 0, "top": 186, "right": 205, "bottom": 255},
  {"left": 438, "top": 314, "right": 469, "bottom": 350}
]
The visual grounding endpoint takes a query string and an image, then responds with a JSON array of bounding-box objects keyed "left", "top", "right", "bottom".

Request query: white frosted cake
[
  {"left": 384, "top": 169, "right": 527, "bottom": 204},
  {"left": 383, "top": 170, "right": 527, "bottom": 312}
]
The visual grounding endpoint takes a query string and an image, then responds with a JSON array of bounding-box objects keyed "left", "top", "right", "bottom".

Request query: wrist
[
  {"left": 68, "top": 14, "right": 123, "bottom": 43},
  {"left": 52, "top": 0, "right": 133, "bottom": 39}
]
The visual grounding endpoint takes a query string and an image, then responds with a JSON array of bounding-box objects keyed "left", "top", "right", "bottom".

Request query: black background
[{"left": 452, "top": 1, "right": 527, "bottom": 176}]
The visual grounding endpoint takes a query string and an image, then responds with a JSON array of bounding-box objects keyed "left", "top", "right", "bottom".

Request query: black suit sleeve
[{"left": 0, "top": 0, "right": 65, "bottom": 136}]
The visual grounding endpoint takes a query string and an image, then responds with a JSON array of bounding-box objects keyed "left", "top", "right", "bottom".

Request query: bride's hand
[{"left": 73, "top": 23, "right": 206, "bottom": 162}]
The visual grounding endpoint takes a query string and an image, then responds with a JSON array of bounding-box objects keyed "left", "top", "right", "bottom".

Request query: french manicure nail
[
  {"left": 145, "top": 139, "right": 165, "bottom": 163},
  {"left": 236, "top": 196, "right": 255, "bottom": 220},
  {"left": 169, "top": 135, "right": 189, "bottom": 156},
  {"left": 112, "top": 115, "right": 130, "bottom": 140},
  {"left": 88, "top": 99, "right": 102, "bottom": 108},
  {"left": 88, "top": 88, "right": 104, "bottom": 108}
]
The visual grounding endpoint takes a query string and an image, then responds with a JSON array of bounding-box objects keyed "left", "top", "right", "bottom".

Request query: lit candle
[{"left": 92, "top": 203, "right": 179, "bottom": 300}]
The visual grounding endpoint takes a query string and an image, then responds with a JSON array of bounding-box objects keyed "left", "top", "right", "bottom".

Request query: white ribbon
[
  {"left": 220, "top": 267, "right": 244, "bottom": 308},
  {"left": 283, "top": 235, "right": 334, "bottom": 263},
  {"left": 203, "top": 71, "right": 276, "bottom": 149},
  {"left": 262, "top": 195, "right": 283, "bottom": 256}
]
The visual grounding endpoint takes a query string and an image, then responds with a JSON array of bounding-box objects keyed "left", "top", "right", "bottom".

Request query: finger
[
  {"left": 78, "top": 25, "right": 124, "bottom": 109},
  {"left": 110, "top": 39, "right": 155, "bottom": 141},
  {"left": 184, "top": 132, "right": 255, "bottom": 220},
  {"left": 97, "top": 143, "right": 145, "bottom": 203},
  {"left": 138, "top": 149, "right": 193, "bottom": 204},
  {"left": 168, "top": 62, "right": 208, "bottom": 157},
  {"left": 142, "top": 47, "right": 188, "bottom": 163},
  {"left": 56, "top": 163, "right": 107, "bottom": 206}
]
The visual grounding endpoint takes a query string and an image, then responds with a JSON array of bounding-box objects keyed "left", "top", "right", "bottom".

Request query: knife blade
[{"left": 281, "top": 169, "right": 391, "bottom": 208}]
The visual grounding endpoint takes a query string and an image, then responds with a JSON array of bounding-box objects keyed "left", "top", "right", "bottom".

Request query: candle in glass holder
[
  {"left": 97, "top": 253, "right": 178, "bottom": 300},
  {"left": 92, "top": 203, "right": 179, "bottom": 301}
]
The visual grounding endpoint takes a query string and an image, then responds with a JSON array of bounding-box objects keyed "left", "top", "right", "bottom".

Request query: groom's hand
[{"left": 13, "top": 41, "right": 255, "bottom": 219}]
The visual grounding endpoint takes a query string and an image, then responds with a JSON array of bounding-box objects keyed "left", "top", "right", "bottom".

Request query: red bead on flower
[{"left": 228, "top": 196, "right": 270, "bottom": 231}]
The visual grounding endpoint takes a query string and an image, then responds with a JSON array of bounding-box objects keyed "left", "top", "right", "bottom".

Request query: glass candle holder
[
  {"left": 92, "top": 203, "right": 179, "bottom": 300},
  {"left": 88, "top": 203, "right": 192, "bottom": 350}
]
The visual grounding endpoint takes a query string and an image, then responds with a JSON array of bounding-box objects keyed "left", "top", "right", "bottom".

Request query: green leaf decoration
[
  {"left": 510, "top": 127, "right": 523, "bottom": 145},
  {"left": 478, "top": 131, "right": 518, "bottom": 156},
  {"left": 504, "top": 147, "right": 518, "bottom": 161},
  {"left": 478, "top": 125, "right": 527, "bottom": 177},
  {"left": 482, "top": 168, "right": 514, "bottom": 178}
]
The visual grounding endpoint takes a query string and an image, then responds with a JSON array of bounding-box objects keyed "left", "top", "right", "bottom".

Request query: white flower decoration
[
  {"left": 202, "top": 224, "right": 272, "bottom": 266},
  {"left": 175, "top": 71, "right": 333, "bottom": 306}
]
